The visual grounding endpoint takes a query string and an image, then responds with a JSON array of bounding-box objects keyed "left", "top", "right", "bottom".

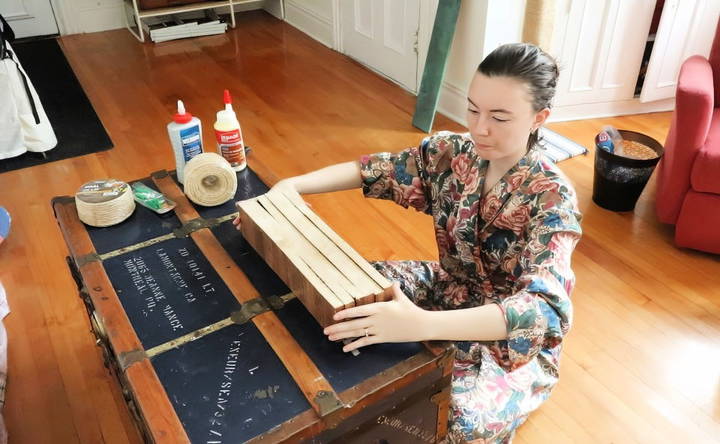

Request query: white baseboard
[
  {"left": 435, "top": 80, "right": 676, "bottom": 128},
  {"left": 284, "top": 0, "right": 333, "bottom": 48},
  {"left": 547, "top": 98, "right": 675, "bottom": 122}
]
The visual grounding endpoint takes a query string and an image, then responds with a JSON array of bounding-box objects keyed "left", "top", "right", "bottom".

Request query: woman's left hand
[{"left": 323, "top": 282, "right": 429, "bottom": 353}]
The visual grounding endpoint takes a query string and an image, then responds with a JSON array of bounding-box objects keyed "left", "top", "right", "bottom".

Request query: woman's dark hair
[{"left": 477, "top": 43, "right": 559, "bottom": 151}]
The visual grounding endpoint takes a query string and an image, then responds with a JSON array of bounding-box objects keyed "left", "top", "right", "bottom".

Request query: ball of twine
[
  {"left": 75, "top": 179, "right": 135, "bottom": 227},
  {"left": 183, "top": 152, "right": 238, "bottom": 206}
]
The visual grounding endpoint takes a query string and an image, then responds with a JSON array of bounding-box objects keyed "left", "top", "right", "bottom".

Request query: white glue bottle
[
  {"left": 167, "top": 100, "right": 203, "bottom": 183},
  {"left": 214, "top": 90, "right": 246, "bottom": 171}
]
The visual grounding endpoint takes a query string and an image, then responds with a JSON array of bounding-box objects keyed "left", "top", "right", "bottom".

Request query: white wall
[{"left": 284, "top": 0, "right": 334, "bottom": 48}]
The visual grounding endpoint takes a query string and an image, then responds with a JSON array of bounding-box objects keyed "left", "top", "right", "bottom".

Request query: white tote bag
[{"left": 0, "top": 17, "right": 57, "bottom": 160}]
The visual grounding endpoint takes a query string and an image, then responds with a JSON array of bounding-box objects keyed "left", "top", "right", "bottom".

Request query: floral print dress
[{"left": 359, "top": 131, "right": 583, "bottom": 443}]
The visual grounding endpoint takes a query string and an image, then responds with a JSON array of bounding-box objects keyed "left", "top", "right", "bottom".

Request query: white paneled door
[
  {"left": 340, "top": 0, "right": 420, "bottom": 92},
  {"left": 553, "top": 0, "right": 657, "bottom": 107},
  {"left": 0, "top": 0, "right": 59, "bottom": 38},
  {"left": 640, "top": 0, "right": 720, "bottom": 102}
]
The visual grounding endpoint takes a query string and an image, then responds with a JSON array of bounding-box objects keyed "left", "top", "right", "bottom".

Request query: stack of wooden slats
[{"left": 237, "top": 189, "right": 393, "bottom": 327}]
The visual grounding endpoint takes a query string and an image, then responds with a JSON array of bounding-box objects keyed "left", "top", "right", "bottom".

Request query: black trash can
[{"left": 592, "top": 130, "right": 664, "bottom": 212}]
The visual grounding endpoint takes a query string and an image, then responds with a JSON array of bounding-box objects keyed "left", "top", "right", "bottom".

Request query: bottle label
[
  {"left": 180, "top": 126, "right": 203, "bottom": 161},
  {"left": 215, "top": 128, "right": 246, "bottom": 166}
]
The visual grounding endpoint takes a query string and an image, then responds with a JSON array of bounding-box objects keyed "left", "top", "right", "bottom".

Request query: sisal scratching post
[{"left": 522, "top": 0, "right": 557, "bottom": 52}]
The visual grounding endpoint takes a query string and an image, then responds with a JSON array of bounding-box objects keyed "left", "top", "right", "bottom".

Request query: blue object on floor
[
  {"left": 0, "top": 207, "right": 9, "bottom": 245},
  {"left": 539, "top": 128, "right": 589, "bottom": 162}
]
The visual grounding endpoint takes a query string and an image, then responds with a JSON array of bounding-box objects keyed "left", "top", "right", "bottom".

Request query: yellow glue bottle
[{"left": 214, "top": 90, "right": 246, "bottom": 171}]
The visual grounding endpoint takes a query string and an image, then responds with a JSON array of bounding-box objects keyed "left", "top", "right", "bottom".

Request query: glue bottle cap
[
  {"left": 223, "top": 89, "right": 232, "bottom": 110},
  {"left": 217, "top": 90, "right": 237, "bottom": 122},
  {"left": 173, "top": 100, "right": 193, "bottom": 124}
]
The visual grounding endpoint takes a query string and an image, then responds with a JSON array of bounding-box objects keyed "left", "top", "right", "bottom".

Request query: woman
[{"left": 234, "top": 43, "right": 582, "bottom": 443}]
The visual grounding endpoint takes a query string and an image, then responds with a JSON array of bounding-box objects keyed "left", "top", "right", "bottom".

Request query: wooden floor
[{"left": 1, "top": 10, "right": 718, "bottom": 443}]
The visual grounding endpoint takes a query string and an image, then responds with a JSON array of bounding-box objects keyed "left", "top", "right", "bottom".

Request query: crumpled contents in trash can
[
  {"left": 621, "top": 140, "right": 659, "bottom": 160},
  {"left": 595, "top": 125, "right": 659, "bottom": 160}
]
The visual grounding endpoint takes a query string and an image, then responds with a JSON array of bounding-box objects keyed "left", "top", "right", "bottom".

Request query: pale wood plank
[
  {"left": 238, "top": 199, "right": 346, "bottom": 324},
  {"left": 254, "top": 195, "right": 355, "bottom": 308},
  {"left": 265, "top": 190, "right": 380, "bottom": 298},
  {"left": 279, "top": 188, "right": 392, "bottom": 292}
]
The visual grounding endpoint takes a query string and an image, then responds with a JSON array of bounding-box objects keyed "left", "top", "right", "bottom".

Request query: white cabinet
[
  {"left": 640, "top": 0, "right": 720, "bottom": 102},
  {"left": 553, "top": 0, "right": 656, "bottom": 107},
  {"left": 550, "top": 0, "right": 719, "bottom": 121}
]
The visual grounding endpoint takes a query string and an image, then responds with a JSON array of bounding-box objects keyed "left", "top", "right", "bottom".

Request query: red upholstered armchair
[{"left": 655, "top": 19, "right": 720, "bottom": 254}]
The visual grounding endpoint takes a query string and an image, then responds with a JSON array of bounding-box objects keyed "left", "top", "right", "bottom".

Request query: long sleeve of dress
[
  {"left": 498, "top": 189, "right": 582, "bottom": 371},
  {"left": 359, "top": 135, "right": 436, "bottom": 214}
]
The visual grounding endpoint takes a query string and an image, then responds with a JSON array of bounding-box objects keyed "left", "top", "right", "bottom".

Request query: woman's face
[{"left": 466, "top": 72, "right": 549, "bottom": 162}]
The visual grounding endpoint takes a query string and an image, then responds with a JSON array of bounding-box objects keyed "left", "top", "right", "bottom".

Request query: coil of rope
[
  {"left": 75, "top": 179, "right": 135, "bottom": 227},
  {"left": 183, "top": 152, "right": 238, "bottom": 206}
]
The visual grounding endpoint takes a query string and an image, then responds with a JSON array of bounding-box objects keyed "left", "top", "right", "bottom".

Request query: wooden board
[
  {"left": 264, "top": 190, "right": 378, "bottom": 299},
  {"left": 237, "top": 189, "right": 394, "bottom": 328},
  {"left": 278, "top": 188, "right": 393, "bottom": 300},
  {"left": 256, "top": 194, "right": 356, "bottom": 308},
  {"left": 238, "top": 197, "right": 345, "bottom": 327},
  {"left": 412, "top": 0, "right": 462, "bottom": 132}
]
